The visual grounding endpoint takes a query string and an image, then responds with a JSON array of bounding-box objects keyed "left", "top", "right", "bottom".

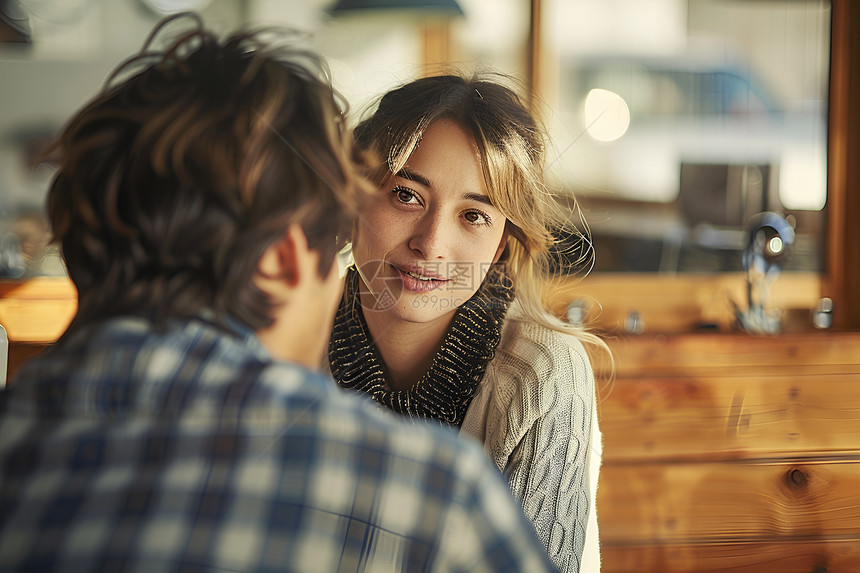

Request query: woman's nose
[{"left": 408, "top": 213, "right": 448, "bottom": 260}]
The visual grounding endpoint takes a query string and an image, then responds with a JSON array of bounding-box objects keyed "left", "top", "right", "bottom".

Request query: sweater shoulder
[
  {"left": 494, "top": 315, "right": 593, "bottom": 391},
  {"left": 473, "top": 313, "right": 594, "bottom": 434}
]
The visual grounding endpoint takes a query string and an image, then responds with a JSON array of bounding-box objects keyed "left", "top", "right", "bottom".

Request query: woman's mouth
[{"left": 395, "top": 265, "right": 450, "bottom": 292}]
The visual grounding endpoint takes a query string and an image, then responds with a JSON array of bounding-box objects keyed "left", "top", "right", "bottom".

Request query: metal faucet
[{"left": 736, "top": 212, "right": 795, "bottom": 334}]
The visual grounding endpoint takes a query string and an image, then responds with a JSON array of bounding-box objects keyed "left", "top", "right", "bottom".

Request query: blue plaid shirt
[{"left": 0, "top": 315, "right": 556, "bottom": 572}]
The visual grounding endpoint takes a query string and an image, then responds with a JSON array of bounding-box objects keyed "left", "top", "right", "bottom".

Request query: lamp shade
[{"left": 328, "top": 0, "right": 464, "bottom": 17}]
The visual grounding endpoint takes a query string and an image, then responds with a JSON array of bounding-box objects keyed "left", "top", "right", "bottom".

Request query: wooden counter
[{"left": 597, "top": 332, "right": 860, "bottom": 572}]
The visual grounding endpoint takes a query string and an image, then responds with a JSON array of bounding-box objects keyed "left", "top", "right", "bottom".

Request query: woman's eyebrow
[
  {"left": 395, "top": 168, "right": 431, "bottom": 187},
  {"left": 463, "top": 193, "right": 494, "bottom": 207}
]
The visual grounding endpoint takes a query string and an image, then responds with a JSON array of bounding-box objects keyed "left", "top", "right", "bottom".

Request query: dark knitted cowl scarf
[{"left": 328, "top": 264, "right": 515, "bottom": 428}]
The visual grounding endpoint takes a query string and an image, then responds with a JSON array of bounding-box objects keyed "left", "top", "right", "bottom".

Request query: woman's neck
[{"left": 359, "top": 291, "right": 455, "bottom": 392}]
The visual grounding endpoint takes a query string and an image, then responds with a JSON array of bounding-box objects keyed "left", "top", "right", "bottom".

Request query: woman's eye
[
  {"left": 392, "top": 185, "right": 419, "bottom": 205},
  {"left": 464, "top": 210, "right": 492, "bottom": 226}
]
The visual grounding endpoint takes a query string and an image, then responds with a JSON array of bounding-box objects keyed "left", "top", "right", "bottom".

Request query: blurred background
[{"left": 0, "top": 0, "right": 831, "bottom": 279}]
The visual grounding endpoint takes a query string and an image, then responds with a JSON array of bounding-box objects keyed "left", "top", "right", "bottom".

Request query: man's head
[{"left": 47, "top": 15, "right": 368, "bottom": 345}]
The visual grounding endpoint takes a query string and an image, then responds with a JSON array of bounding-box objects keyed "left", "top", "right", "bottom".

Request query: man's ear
[
  {"left": 258, "top": 224, "right": 311, "bottom": 289},
  {"left": 254, "top": 224, "right": 338, "bottom": 366}
]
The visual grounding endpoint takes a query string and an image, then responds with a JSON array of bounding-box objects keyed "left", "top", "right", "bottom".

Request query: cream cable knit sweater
[{"left": 461, "top": 302, "right": 602, "bottom": 573}]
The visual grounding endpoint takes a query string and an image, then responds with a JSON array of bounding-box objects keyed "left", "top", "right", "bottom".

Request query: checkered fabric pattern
[{"left": 0, "top": 315, "right": 556, "bottom": 573}]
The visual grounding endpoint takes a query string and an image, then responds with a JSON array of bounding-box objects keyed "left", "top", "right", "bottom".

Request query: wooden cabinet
[{"left": 596, "top": 333, "right": 860, "bottom": 572}]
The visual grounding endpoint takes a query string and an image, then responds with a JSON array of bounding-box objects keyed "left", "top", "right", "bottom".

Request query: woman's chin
[{"left": 362, "top": 291, "right": 463, "bottom": 325}]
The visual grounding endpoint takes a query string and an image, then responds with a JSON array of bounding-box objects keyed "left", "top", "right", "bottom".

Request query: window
[{"left": 540, "top": 0, "right": 830, "bottom": 275}]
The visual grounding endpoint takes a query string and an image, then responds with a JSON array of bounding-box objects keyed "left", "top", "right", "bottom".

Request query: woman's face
[{"left": 352, "top": 119, "right": 508, "bottom": 327}]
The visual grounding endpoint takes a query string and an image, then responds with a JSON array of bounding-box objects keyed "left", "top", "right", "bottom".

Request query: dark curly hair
[{"left": 47, "top": 14, "right": 370, "bottom": 333}]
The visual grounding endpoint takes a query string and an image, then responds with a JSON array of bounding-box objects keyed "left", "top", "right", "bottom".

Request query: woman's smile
[{"left": 396, "top": 265, "right": 449, "bottom": 292}]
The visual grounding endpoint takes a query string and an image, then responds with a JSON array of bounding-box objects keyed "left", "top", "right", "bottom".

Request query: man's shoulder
[
  {"left": 14, "top": 315, "right": 475, "bottom": 449},
  {"left": 272, "top": 360, "right": 487, "bottom": 462},
  {"left": 6, "top": 313, "right": 497, "bottom": 504}
]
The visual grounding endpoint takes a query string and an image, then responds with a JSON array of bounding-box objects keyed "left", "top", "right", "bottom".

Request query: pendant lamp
[{"left": 328, "top": 0, "right": 464, "bottom": 17}]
